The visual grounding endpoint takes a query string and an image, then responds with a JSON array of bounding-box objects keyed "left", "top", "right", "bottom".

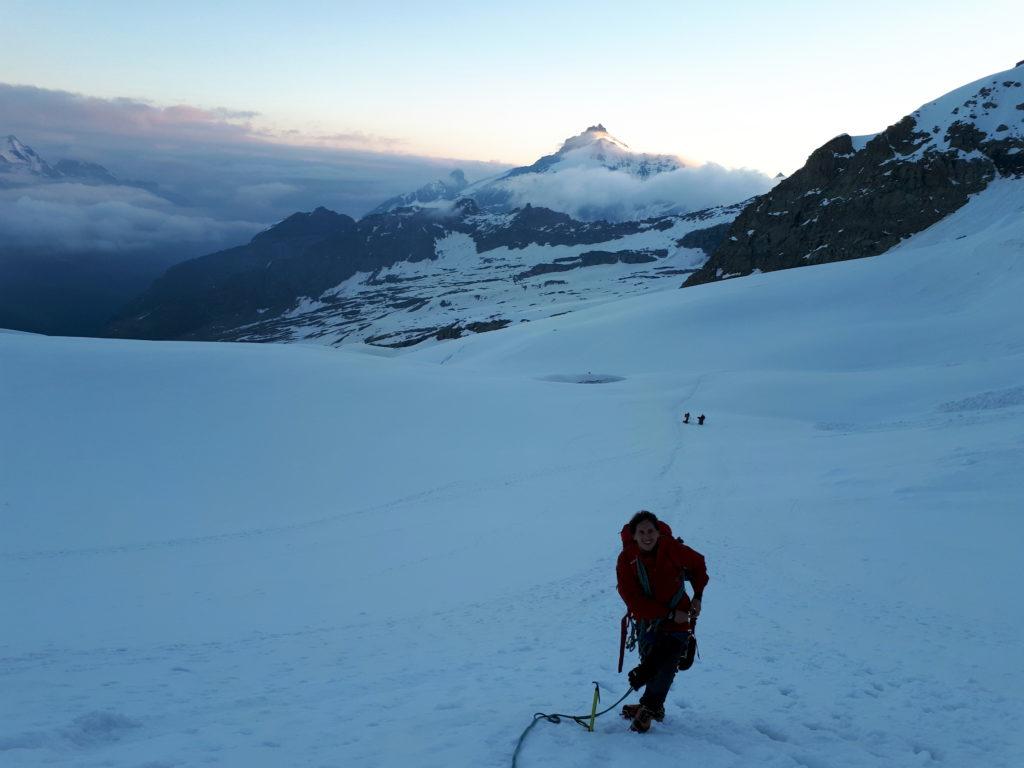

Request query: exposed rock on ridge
[{"left": 686, "top": 65, "right": 1024, "bottom": 286}]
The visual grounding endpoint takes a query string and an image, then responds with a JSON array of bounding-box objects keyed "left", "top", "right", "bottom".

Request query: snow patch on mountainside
[
  {"left": 369, "top": 170, "right": 470, "bottom": 215},
  {"left": 906, "top": 65, "right": 1024, "bottom": 157},
  {"left": 233, "top": 206, "right": 739, "bottom": 348}
]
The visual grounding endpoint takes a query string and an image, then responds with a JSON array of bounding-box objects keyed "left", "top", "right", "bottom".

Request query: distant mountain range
[
  {"left": 106, "top": 61, "right": 1024, "bottom": 349},
  {"left": 107, "top": 198, "right": 744, "bottom": 346},
  {"left": 106, "top": 124, "right": 755, "bottom": 345},
  {"left": 8, "top": 61, "right": 1024, "bottom": 346},
  {"left": 0, "top": 134, "right": 160, "bottom": 194},
  {"left": 2, "top": 134, "right": 119, "bottom": 182},
  {"left": 370, "top": 125, "right": 693, "bottom": 221}
]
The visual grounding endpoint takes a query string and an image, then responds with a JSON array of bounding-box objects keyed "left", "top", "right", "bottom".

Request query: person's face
[{"left": 633, "top": 520, "right": 660, "bottom": 552}]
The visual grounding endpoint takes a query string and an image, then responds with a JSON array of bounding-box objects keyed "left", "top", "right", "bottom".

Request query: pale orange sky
[{"left": 2, "top": 0, "right": 1021, "bottom": 175}]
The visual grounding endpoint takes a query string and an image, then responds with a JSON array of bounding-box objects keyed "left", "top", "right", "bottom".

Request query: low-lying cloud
[
  {"left": 0, "top": 82, "right": 510, "bottom": 264},
  {"left": 495, "top": 162, "right": 775, "bottom": 221},
  {"left": 0, "top": 82, "right": 772, "bottom": 268},
  {"left": 0, "top": 182, "right": 262, "bottom": 257}
]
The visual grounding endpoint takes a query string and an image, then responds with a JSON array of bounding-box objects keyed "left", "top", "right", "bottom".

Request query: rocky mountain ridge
[
  {"left": 107, "top": 198, "right": 743, "bottom": 346},
  {"left": 106, "top": 122, "right": 755, "bottom": 347},
  {"left": 107, "top": 63, "right": 1024, "bottom": 350},
  {"left": 1, "top": 135, "right": 116, "bottom": 183},
  {"left": 686, "top": 62, "right": 1024, "bottom": 285},
  {"left": 0, "top": 134, "right": 161, "bottom": 194}
]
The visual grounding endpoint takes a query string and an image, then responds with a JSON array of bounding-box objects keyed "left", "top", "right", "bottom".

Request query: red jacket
[{"left": 616, "top": 520, "right": 708, "bottom": 631}]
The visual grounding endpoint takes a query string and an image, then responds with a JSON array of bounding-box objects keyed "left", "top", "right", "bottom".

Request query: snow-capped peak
[
  {"left": 544, "top": 124, "right": 684, "bottom": 177},
  {"left": 451, "top": 124, "right": 704, "bottom": 221},
  {"left": 0, "top": 135, "right": 53, "bottom": 175},
  {"left": 370, "top": 126, "right": 770, "bottom": 224},
  {"left": 556, "top": 124, "right": 631, "bottom": 154},
  {"left": 367, "top": 169, "right": 470, "bottom": 216}
]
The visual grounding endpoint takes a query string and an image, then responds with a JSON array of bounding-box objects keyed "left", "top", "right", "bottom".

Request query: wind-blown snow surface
[{"left": 2, "top": 182, "right": 1023, "bottom": 767}]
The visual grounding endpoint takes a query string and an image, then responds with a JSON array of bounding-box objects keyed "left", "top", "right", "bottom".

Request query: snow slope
[
  {"left": 1, "top": 181, "right": 1022, "bottom": 767},
  {"left": 905, "top": 64, "right": 1024, "bottom": 158}
]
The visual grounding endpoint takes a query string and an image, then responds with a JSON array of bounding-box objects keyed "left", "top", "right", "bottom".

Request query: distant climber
[
  {"left": 616, "top": 511, "right": 708, "bottom": 733},
  {"left": 682, "top": 412, "right": 690, "bottom": 424},
  {"left": 697, "top": 414, "right": 705, "bottom": 426}
]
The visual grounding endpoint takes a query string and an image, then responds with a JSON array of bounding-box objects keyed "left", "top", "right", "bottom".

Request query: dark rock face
[
  {"left": 108, "top": 204, "right": 475, "bottom": 341},
  {"left": 514, "top": 249, "right": 666, "bottom": 281},
  {"left": 52, "top": 159, "right": 119, "bottom": 185},
  {"left": 677, "top": 222, "right": 732, "bottom": 256},
  {"left": 109, "top": 208, "right": 364, "bottom": 339},
  {"left": 365, "top": 318, "right": 512, "bottom": 348},
  {"left": 686, "top": 76, "right": 1024, "bottom": 287},
  {"left": 473, "top": 204, "right": 659, "bottom": 252}
]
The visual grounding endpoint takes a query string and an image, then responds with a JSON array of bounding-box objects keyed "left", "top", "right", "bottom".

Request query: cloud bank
[
  {"left": 495, "top": 162, "right": 776, "bottom": 221},
  {"left": 0, "top": 183, "right": 261, "bottom": 257},
  {"left": 0, "top": 83, "right": 510, "bottom": 262}
]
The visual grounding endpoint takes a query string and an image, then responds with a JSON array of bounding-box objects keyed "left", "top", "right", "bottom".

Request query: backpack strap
[
  {"left": 635, "top": 557, "right": 653, "bottom": 596},
  {"left": 667, "top": 577, "right": 690, "bottom": 613},
  {"left": 629, "top": 555, "right": 691, "bottom": 659},
  {"left": 636, "top": 552, "right": 690, "bottom": 610}
]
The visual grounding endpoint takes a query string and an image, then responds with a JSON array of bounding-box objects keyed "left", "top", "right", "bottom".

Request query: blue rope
[{"left": 510, "top": 686, "right": 633, "bottom": 767}]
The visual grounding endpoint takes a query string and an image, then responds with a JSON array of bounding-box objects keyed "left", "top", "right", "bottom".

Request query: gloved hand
[{"left": 627, "top": 665, "right": 649, "bottom": 691}]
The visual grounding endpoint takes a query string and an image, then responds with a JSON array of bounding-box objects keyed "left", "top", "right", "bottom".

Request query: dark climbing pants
[{"left": 636, "top": 632, "right": 688, "bottom": 710}]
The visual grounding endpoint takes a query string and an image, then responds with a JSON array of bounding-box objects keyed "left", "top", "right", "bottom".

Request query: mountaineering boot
[
  {"left": 622, "top": 703, "right": 664, "bottom": 723},
  {"left": 629, "top": 704, "right": 660, "bottom": 733}
]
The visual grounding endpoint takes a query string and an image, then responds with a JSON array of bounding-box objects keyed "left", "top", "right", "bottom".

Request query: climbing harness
[{"left": 510, "top": 682, "right": 633, "bottom": 767}]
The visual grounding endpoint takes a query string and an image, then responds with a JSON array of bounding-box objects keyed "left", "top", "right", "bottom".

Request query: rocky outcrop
[
  {"left": 473, "top": 204, "right": 668, "bottom": 252},
  {"left": 686, "top": 68, "right": 1024, "bottom": 286},
  {"left": 365, "top": 318, "right": 512, "bottom": 348},
  {"left": 514, "top": 249, "right": 666, "bottom": 281},
  {"left": 676, "top": 222, "right": 732, "bottom": 256}
]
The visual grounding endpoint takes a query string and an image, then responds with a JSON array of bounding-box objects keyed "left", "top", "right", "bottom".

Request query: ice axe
[{"left": 587, "top": 681, "right": 600, "bottom": 732}]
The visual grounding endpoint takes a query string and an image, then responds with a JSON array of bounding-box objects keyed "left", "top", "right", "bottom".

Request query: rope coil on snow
[{"left": 511, "top": 685, "right": 633, "bottom": 767}]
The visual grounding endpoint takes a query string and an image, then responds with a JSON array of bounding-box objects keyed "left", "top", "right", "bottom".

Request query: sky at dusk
[{"left": 3, "top": 0, "right": 1021, "bottom": 176}]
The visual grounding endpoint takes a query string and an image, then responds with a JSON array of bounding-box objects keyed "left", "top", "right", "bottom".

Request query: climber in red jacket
[{"left": 616, "top": 510, "right": 709, "bottom": 733}]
